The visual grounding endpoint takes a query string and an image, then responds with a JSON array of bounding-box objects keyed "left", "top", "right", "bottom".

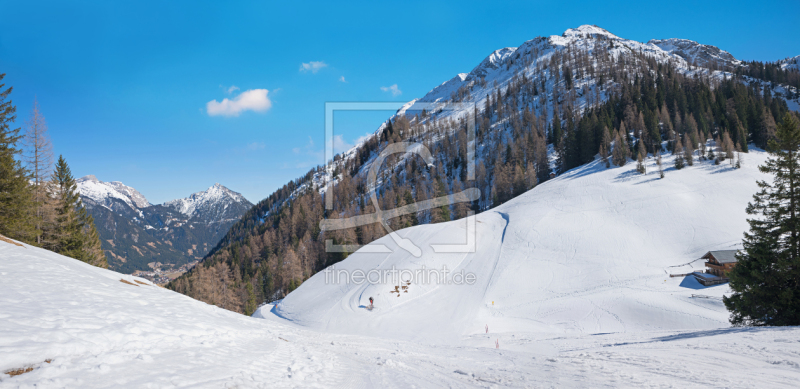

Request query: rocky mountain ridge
[{"left": 76, "top": 176, "right": 253, "bottom": 275}]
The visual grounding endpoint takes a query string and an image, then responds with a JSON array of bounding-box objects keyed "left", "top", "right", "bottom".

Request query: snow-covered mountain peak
[
  {"left": 562, "top": 24, "right": 619, "bottom": 40},
  {"left": 76, "top": 175, "right": 151, "bottom": 210},
  {"left": 162, "top": 183, "right": 251, "bottom": 221},
  {"left": 480, "top": 47, "right": 517, "bottom": 69}
]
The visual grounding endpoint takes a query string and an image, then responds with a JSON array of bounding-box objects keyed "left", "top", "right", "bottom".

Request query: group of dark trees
[
  {"left": 725, "top": 113, "right": 800, "bottom": 326},
  {"left": 169, "top": 36, "right": 800, "bottom": 318},
  {"left": 558, "top": 68, "right": 792, "bottom": 174},
  {"left": 0, "top": 73, "right": 106, "bottom": 268},
  {"left": 736, "top": 60, "right": 800, "bottom": 93}
]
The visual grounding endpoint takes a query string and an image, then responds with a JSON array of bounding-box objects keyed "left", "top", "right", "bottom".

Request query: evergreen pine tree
[
  {"left": 80, "top": 210, "right": 108, "bottom": 268},
  {"left": 707, "top": 140, "right": 716, "bottom": 161},
  {"left": 0, "top": 73, "right": 36, "bottom": 243},
  {"left": 599, "top": 126, "right": 611, "bottom": 168},
  {"left": 44, "top": 155, "right": 108, "bottom": 268},
  {"left": 724, "top": 113, "right": 800, "bottom": 326},
  {"left": 674, "top": 136, "right": 685, "bottom": 169},
  {"left": 612, "top": 126, "right": 628, "bottom": 167},
  {"left": 431, "top": 179, "right": 451, "bottom": 223}
]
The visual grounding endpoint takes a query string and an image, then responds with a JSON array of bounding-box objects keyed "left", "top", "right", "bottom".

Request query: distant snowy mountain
[
  {"left": 76, "top": 176, "right": 253, "bottom": 275},
  {"left": 77, "top": 175, "right": 151, "bottom": 211},
  {"left": 162, "top": 183, "right": 251, "bottom": 224}
]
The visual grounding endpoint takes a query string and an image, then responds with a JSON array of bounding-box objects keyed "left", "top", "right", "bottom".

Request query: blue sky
[{"left": 1, "top": 0, "right": 798, "bottom": 203}]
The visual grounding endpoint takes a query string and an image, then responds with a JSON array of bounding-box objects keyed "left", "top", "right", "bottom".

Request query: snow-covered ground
[
  {"left": 273, "top": 150, "right": 763, "bottom": 341},
  {"left": 4, "top": 149, "right": 800, "bottom": 388}
]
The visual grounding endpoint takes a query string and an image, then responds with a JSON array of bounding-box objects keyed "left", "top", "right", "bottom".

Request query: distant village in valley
[{"left": 134, "top": 260, "right": 199, "bottom": 285}]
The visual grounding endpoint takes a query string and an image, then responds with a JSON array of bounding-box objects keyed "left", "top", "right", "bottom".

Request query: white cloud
[
  {"left": 299, "top": 61, "right": 328, "bottom": 74},
  {"left": 339, "top": 76, "right": 347, "bottom": 83},
  {"left": 354, "top": 132, "right": 372, "bottom": 146},
  {"left": 381, "top": 84, "right": 402, "bottom": 96},
  {"left": 206, "top": 89, "right": 272, "bottom": 117},
  {"left": 218, "top": 84, "right": 240, "bottom": 94},
  {"left": 333, "top": 134, "right": 353, "bottom": 153}
]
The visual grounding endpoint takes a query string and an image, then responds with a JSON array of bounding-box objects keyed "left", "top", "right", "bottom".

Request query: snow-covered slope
[
  {"left": 649, "top": 38, "right": 741, "bottom": 68},
  {"left": 4, "top": 230, "right": 800, "bottom": 387},
  {"left": 779, "top": 54, "right": 800, "bottom": 71},
  {"left": 272, "top": 149, "right": 772, "bottom": 344}
]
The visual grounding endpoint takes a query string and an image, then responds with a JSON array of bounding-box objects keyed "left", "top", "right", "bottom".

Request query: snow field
[{"left": 3, "top": 149, "right": 800, "bottom": 388}]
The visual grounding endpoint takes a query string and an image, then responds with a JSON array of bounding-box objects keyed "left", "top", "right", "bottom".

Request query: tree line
[{"left": 0, "top": 73, "right": 106, "bottom": 268}]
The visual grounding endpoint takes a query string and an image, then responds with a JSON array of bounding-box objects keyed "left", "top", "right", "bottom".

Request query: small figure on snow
[
  {"left": 368, "top": 297, "right": 374, "bottom": 310},
  {"left": 485, "top": 324, "right": 488, "bottom": 334}
]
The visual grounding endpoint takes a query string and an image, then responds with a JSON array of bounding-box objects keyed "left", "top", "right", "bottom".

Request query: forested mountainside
[
  {"left": 168, "top": 25, "right": 800, "bottom": 315},
  {"left": 78, "top": 176, "right": 253, "bottom": 275}
]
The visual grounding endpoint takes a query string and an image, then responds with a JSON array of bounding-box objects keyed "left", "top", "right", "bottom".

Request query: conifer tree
[
  {"left": 81, "top": 212, "right": 107, "bottom": 268},
  {"left": 22, "top": 98, "right": 54, "bottom": 244},
  {"left": 599, "top": 126, "right": 611, "bottom": 168},
  {"left": 714, "top": 135, "right": 723, "bottom": 164},
  {"left": 44, "top": 155, "right": 108, "bottom": 268},
  {"left": 723, "top": 132, "right": 735, "bottom": 163},
  {"left": 674, "top": 136, "right": 685, "bottom": 169},
  {"left": 707, "top": 140, "right": 716, "bottom": 161},
  {"left": 724, "top": 113, "right": 800, "bottom": 326},
  {"left": 683, "top": 134, "right": 694, "bottom": 166},
  {"left": 431, "top": 178, "right": 451, "bottom": 223},
  {"left": 0, "top": 73, "right": 36, "bottom": 243},
  {"left": 636, "top": 140, "right": 646, "bottom": 174},
  {"left": 612, "top": 126, "right": 628, "bottom": 167}
]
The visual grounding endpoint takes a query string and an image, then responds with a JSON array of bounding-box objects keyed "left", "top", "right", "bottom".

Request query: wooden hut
[{"left": 701, "top": 250, "right": 739, "bottom": 276}]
